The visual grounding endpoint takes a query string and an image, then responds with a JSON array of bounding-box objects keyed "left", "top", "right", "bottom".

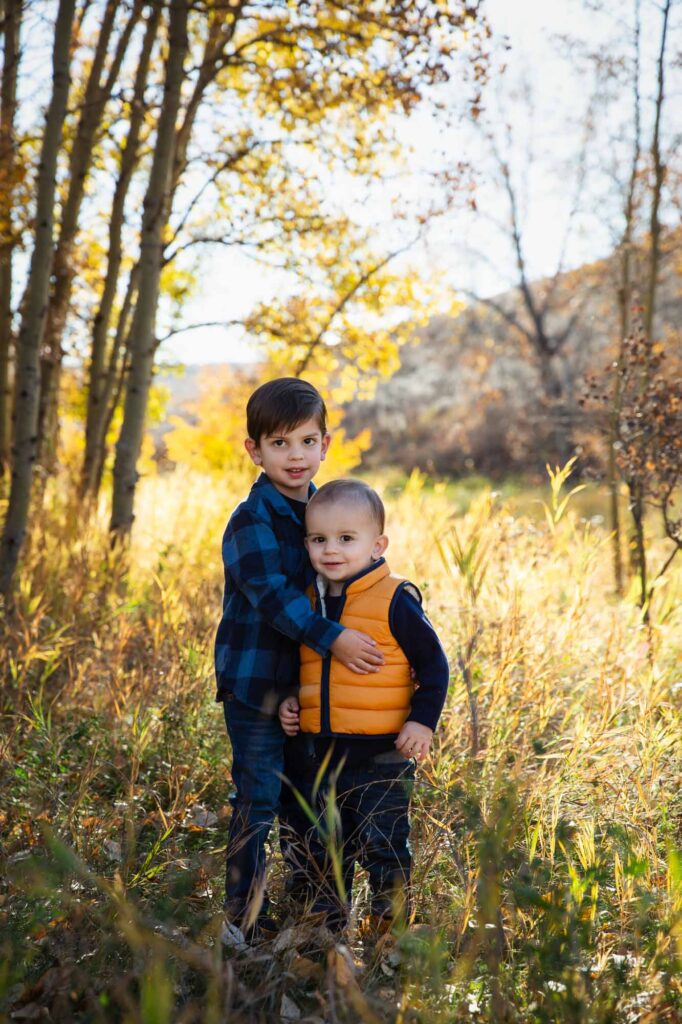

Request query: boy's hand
[
  {"left": 279, "top": 696, "right": 300, "bottom": 736},
  {"left": 331, "top": 629, "right": 385, "bottom": 674},
  {"left": 395, "top": 721, "right": 433, "bottom": 762}
]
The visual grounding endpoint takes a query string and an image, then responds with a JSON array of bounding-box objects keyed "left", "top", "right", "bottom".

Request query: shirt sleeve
[
  {"left": 224, "top": 507, "right": 344, "bottom": 655},
  {"left": 390, "top": 588, "right": 450, "bottom": 731}
]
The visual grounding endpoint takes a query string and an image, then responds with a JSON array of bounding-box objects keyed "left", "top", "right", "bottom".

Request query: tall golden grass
[{"left": 1, "top": 466, "right": 680, "bottom": 1022}]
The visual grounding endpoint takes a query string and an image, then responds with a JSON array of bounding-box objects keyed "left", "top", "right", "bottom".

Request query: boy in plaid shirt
[{"left": 215, "top": 378, "right": 383, "bottom": 944}]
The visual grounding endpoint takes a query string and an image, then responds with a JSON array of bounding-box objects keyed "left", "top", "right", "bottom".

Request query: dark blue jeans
[
  {"left": 302, "top": 755, "right": 416, "bottom": 927},
  {"left": 222, "top": 696, "right": 313, "bottom": 922},
  {"left": 222, "top": 696, "right": 285, "bottom": 921}
]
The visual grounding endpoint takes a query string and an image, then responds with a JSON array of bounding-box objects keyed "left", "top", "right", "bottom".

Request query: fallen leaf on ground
[
  {"left": 290, "top": 955, "right": 323, "bottom": 982},
  {"left": 183, "top": 804, "right": 218, "bottom": 829},
  {"left": 328, "top": 947, "right": 382, "bottom": 1024},
  {"left": 10, "top": 1003, "right": 48, "bottom": 1020},
  {"left": 273, "top": 926, "right": 299, "bottom": 953},
  {"left": 102, "top": 839, "right": 121, "bottom": 861},
  {"left": 280, "top": 993, "right": 302, "bottom": 1020}
]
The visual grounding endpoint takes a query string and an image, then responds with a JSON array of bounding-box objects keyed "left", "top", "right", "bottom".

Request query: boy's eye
[
  {"left": 272, "top": 439, "right": 286, "bottom": 447},
  {"left": 303, "top": 437, "right": 318, "bottom": 446}
]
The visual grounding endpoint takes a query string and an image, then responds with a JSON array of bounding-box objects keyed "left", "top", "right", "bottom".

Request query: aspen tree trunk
[
  {"left": 608, "top": 0, "right": 641, "bottom": 599},
  {"left": 538, "top": 353, "right": 571, "bottom": 466},
  {"left": 630, "top": 0, "right": 670, "bottom": 618},
  {"left": 643, "top": 0, "right": 670, "bottom": 346},
  {"left": 100, "top": 11, "right": 238, "bottom": 513},
  {"left": 0, "top": 0, "right": 75, "bottom": 596},
  {"left": 170, "top": 17, "right": 228, "bottom": 189},
  {"left": 91, "top": 11, "right": 235, "bottom": 505},
  {"left": 0, "top": 0, "right": 21, "bottom": 479},
  {"left": 81, "top": 5, "right": 160, "bottom": 500},
  {"left": 38, "top": 0, "right": 144, "bottom": 471},
  {"left": 83, "top": 261, "right": 138, "bottom": 499},
  {"left": 85, "top": 7, "right": 226, "bottom": 503},
  {"left": 110, "top": 0, "right": 189, "bottom": 538},
  {"left": 93, "top": 340, "right": 130, "bottom": 497}
]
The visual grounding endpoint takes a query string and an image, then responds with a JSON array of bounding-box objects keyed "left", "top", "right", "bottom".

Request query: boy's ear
[
  {"left": 373, "top": 535, "right": 389, "bottom": 559},
  {"left": 244, "top": 438, "right": 262, "bottom": 465},
  {"left": 320, "top": 432, "right": 331, "bottom": 461}
]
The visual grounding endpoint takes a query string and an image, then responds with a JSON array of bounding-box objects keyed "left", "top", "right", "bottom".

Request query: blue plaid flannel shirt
[{"left": 214, "top": 473, "right": 344, "bottom": 712}]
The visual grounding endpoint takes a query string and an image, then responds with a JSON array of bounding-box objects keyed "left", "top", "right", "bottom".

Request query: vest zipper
[{"left": 320, "top": 590, "right": 346, "bottom": 735}]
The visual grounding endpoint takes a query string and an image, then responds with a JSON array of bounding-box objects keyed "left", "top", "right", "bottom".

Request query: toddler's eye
[{"left": 341, "top": 535, "right": 353, "bottom": 543}]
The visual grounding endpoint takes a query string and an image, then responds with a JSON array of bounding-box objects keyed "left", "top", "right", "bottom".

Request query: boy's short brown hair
[
  {"left": 306, "top": 479, "right": 385, "bottom": 533},
  {"left": 246, "top": 378, "right": 327, "bottom": 442}
]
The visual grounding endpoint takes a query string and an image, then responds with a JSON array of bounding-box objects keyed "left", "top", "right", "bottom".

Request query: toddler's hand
[
  {"left": 395, "top": 721, "right": 433, "bottom": 763},
  {"left": 331, "top": 629, "right": 385, "bottom": 674},
  {"left": 279, "top": 696, "right": 300, "bottom": 736}
]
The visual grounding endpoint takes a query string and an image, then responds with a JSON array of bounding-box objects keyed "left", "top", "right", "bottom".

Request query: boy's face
[
  {"left": 305, "top": 499, "right": 388, "bottom": 588},
  {"left": 244, "top": 417, "right": 330, "bottom": 501}
]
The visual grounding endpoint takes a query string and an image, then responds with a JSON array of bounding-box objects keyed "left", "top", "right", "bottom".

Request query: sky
[{"left": 155, "top": 0, "right": 678, "bottom": 366}]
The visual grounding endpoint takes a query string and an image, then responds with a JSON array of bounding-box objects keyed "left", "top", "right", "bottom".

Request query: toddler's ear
[
  {"left": 244, "top": 438, "right": 262, "bottom": 465},
  {"left": 373, "top": 534, "right": 389, "bottom": 559}
]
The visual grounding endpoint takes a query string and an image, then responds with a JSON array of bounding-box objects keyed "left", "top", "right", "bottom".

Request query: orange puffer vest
[{"left": 299, "top": 560, "right": 419, "bottom": 736}]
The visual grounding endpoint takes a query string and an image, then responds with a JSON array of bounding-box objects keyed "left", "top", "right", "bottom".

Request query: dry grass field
[{"left": 1, "top": 466, "right": 681, "bottom": 1023}]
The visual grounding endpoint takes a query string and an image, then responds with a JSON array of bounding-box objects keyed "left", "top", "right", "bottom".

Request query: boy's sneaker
[
  {"left": 220, "top": 912, "right": 279, "bottom": 951},
  {"left": 220, "top": 918, "right": 249, "bottom": 952}
]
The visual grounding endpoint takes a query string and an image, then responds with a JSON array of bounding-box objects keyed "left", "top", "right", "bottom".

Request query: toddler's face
[
  {"left": 244, "top": 416, "right": 329, "bottom": 500},
  {"left": 305, "top": 500, "right": 388, "bottom": 588}
]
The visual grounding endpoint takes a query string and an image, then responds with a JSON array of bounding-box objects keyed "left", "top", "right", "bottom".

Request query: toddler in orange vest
[{"left": 279, "top": 478, "right": 449, "bottom": 932}]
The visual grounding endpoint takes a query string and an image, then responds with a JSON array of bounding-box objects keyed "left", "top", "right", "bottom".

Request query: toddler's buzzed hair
[{"left": 307, "top": 479, "right": 385, "bottom": 533}]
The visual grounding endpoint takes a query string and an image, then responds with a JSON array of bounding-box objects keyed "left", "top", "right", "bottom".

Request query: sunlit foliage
[{"left": 1, "top": 466, "right": 680, "bottom": 1021}]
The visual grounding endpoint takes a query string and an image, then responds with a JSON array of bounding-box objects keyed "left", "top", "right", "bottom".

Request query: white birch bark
[
  {"left": 110, "top": 0, "right": 189, "bottom": 537},
  {"left": 0, "top": 0, "right": 21, "bottom": 478},
  {"left": 0, "top": 0, "right": 76, "bottom": 595},
  {"left": 38, "top": 0, "right": 144, "bottom": 469},
  {"left": 81, "top": 3, "right": 160, "bottom": 499}
]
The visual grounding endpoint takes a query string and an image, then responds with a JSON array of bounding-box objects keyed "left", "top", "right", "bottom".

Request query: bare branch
[
  {"left": 644, "top": 0, "right": 671, "bottom": 341},
  {"left": 295, "top": 236, "right": 419, "bottom": 376},
  {"left": 462, "top": 289, "right": 536, "bottom": 349},
  {"left": 156, "top": 319, "right": 245, "bottom": 345}
]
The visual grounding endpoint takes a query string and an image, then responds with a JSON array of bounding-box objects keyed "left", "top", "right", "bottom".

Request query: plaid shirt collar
[{"left": 250, "top": 472, "right": 315, "bottom": 521}]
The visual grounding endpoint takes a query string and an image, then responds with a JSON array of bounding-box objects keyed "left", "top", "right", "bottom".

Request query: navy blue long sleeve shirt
[{"left": 214, "top": 475, "right": 343, "bottom": 710}]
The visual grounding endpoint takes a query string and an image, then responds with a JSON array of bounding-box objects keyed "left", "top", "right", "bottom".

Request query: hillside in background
[
  {"left": 343, "top": 247, "right": 682, "bottom": 476},
  {"left": 158, "top": 247, "right": 681, "bottom": 477},
  {"left": 155, "top": 363, "right": 232, "bottom": 420}
]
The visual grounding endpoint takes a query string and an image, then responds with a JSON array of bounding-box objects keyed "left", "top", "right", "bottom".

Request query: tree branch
[
  {"left": 156, "top": 319, "right": 245, "bottom": 346},
  {"left": 462, "top": 289, "right": 536, "bottom": 349},
  {"left": 295, "top": 237, "right": 419, "bottom": 376}
]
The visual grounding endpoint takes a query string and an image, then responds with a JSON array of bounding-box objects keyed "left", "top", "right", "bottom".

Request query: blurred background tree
[
  {"left": 0, "top": 5, "right": 681, "bottom": 1017},
  {"left": 0, "top": 0, "right": 488, "bottom": 592},
  {"left": 0, "top": 0, "right": 679, "bottom": 600}
]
